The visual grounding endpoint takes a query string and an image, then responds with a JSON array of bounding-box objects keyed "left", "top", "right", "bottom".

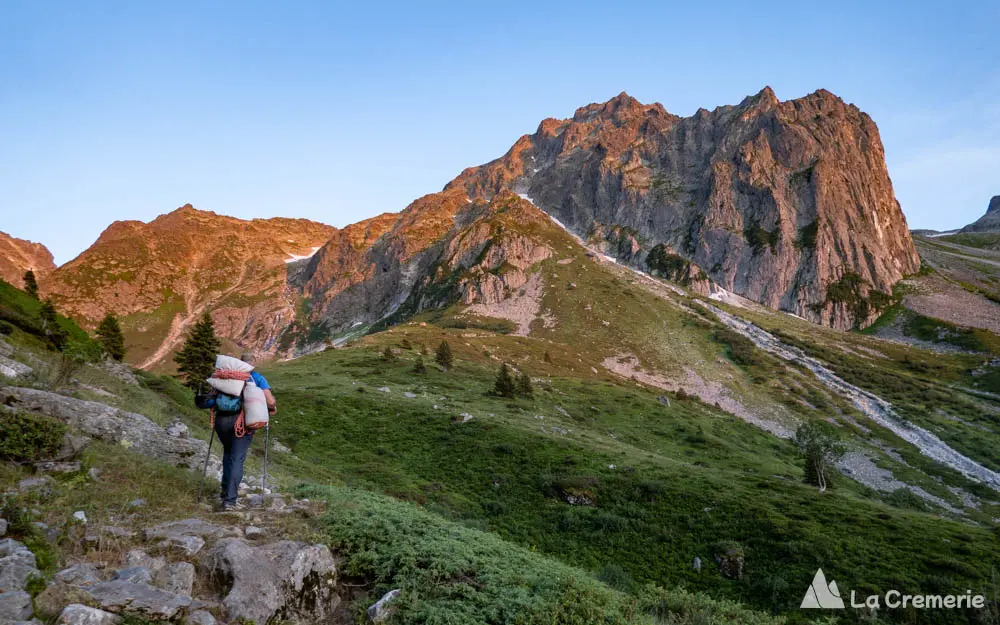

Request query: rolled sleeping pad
[
  {"left": 206, "top": 377, "right": 246, "bottom": 396},
  {"left": 243, "top": 381, "right": 269, "bottom": 429},
  {"left": 216, "top": 354, "right": 254, "bottom": 373}
]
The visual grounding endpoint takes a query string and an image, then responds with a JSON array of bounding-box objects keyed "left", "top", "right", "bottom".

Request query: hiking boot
[{"left": 219, "top": 500, "right": 247, "bottom": 512}]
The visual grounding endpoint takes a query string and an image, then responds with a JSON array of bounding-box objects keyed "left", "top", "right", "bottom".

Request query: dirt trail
[
  {"left": 702, "top": 302, "right": 1000, "bottom": 492},
  {"left": 139, "top": 262, "right": 253, "bottom": 370}
]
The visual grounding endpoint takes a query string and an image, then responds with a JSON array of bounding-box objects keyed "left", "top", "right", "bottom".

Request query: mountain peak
[{"left": 989, "top": 195, "right": 1000, "bottom": 214}]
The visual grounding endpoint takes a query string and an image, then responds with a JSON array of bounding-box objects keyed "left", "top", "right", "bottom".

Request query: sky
[{"left": 1, "top": 1, "right": 998, "bottom": 265}]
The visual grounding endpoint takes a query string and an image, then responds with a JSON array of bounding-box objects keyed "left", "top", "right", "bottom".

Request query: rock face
[
  {"left": 444, "top": 88, "right": 919, "bottom": 329},
  {"left": 0, "top": 231, "right": 55, "bottom": 287},
  {"left": 960, "top": 195, "right": 1000, "bottom": 233},
  {"left": 3, "top": 387, "right": 208, "bottom": 470},
  {"left": 42, "top": 205, "right": 334, "bottom": 368},
  {"left": 298, "top": 191, "right": 556, "bottom": 338}
]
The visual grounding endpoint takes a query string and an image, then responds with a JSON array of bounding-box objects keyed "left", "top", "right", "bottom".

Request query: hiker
[{"left": 196, "top": 353, "right": 276, "bottom": 511}]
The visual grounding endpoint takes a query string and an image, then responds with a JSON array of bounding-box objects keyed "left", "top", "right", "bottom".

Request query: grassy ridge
[{"left": 263, "top": 333, "right": 1000, "bottom": 623}]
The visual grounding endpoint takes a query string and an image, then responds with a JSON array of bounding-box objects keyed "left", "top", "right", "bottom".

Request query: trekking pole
[
  {"left": 260, "top": 425, "right": 270, "bottom": 507},
  {"left": 197, "top": 429, "right": 216, "bottom": 504}
]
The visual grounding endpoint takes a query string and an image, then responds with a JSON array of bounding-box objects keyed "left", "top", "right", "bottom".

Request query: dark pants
[{"left": 214, "top": 414, "right": 254, "bottom": 505}]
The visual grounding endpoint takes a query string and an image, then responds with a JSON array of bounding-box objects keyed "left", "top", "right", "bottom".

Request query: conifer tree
[
  {"left": 435, "top": 340, "right": 453, "bottom": 370},
  {"left": 175, "top": 312, "right": 221, "bottom": 390},
  {"left": 96, "top": 312, "right": 126, "bottom": 361},
  {"left": 22, "top": 270, "right": 39, "bottom": 299},
  {"left": 412, "top": 356, "right": 427, "bottom": 374},
  {"left": 516, "top": 371, "right": 533, "bottom": 398},
  {"left": 543, "top": 350, "right": 553, "bottom": 364},
  {"left": 39, "top": 299, "right": 67, "bottom": 349},
  {"left": 381, "top": 345, "right": 396, "bottom": 362},
  {"left": 494, "top": 363, "right": 516, "bottom": 398}
]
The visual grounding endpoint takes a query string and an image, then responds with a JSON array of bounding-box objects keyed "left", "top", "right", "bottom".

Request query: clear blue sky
[{"left": 1, "top": 1, "right": 997, "bottom": 265}]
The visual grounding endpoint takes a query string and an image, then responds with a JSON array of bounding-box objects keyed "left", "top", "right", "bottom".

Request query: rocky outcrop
[
  {"left": 1, "top": 387, "right": 207, "bottom": 470},
  {"left": 42, "top": 205, "right": 334, "bottom": 367},
  {"left": 446, "top": 88, "right": 919, "bottom": 329},
  {"left": 298, "top": 191, "right": 556, "bottom": 339},
  {"left": 0, "top": 231, "right": 55, "bottom": 287},
  {"left": 960, "top": 195, "right": 1000, "bottom": 233}
]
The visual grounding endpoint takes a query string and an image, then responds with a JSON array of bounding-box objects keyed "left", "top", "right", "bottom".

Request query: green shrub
[
  {"left": 0, "top": 411, "right": 67, "bottom": 462},
  {"left": 0, "top": 320, "right": 13, "bottom": 335}
]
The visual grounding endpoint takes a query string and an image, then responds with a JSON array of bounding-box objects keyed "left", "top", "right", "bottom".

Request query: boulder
[
  {"left": 0, "top": 355, "right": 32, "bottom": 379},
  {"left": 16, "top": 477, "right": 53, "bottom": 496},
  {"left": 56, "top": 604, "right": 122, "bottom": 625},
  {"left": 200, "top": 538, "right": 339, "bottom": 624},
  {"left": 57, "top": 434, "right": 91, "bottom": 462},
  {"left": 144, "top": 519, "right": 239, "bottom": 542},
  {"left": 34, "top": 584, "right": 95, "bottom": 619},
  {"left": 0, "top": 590, "right": 32, "bottom": 622},
  {"left": 186, "top": 609, "right": 216, "bottom": 625},
  {"left": 111, "top": 568, "right": 152, "bottom": 585},
  {"left": 34, "top": 461, "right": 82, "bottom": 474},
  {"left": 200, "top": 538, "right": 283, "bottom": 625},
  {"left": 54, "top": 564, "right": 103, "bottom": 587},
  {"left": 367, "top": 589, "right": 401, "bottom": 623},
  {"left": 80, "top": 581, "right": 191, "bottom": 621},
  {"left": 123, "top": 550, "right": 165, "bottom": 575},
  {"left": 259, "top": 541, "right": 339, "bottom": 618},
  {"left": 2, "top": 387, "right": 208, "bottom": 470},
  {"left": 0, "top": 539, "right": 39, "bottom": 593},
  {"left": 0, "top": 519, "right": 7, "bottom": 537},
  {"left": 153, "top": 562, "right": 194, "bottom": 597},
  {"left": 155, "top": 535, "right": 205, "bottom": 557},
  {"left": 165, "top": 421, "right": 189, "bottom": 439}
]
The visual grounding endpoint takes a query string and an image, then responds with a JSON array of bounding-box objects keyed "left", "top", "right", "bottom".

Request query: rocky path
[{"left": 702, "top": 303, "right": 1000, "bottom": 492}]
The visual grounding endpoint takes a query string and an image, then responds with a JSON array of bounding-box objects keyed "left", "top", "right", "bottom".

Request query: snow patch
[{"left": 284, "top": 246, "right": 321, "bottom": 263}]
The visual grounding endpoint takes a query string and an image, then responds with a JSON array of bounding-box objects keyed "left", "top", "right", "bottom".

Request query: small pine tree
[
  {"left": 412, "top": 356, "right": 427, "bottom": 374},
  {"left": 435, "top": 340, "right": 453, "bottom": 370},
  {"left": 400, "top": 338, "right": 412, "bottom": 350},
  {"left": 174, "top": 312, "right": 221, "bottom": 390},
  {"left": 381, "top": 346, "right": 396, "bottom": 362},
  {"left": 95, "top": 312, "right": 126, "bottom": 361},
  {"left": 543, "top": 350, "right": 553, "bottom": 364},
  {"left": 794, "top": 422, "right": 845, "bottom": 492},
  {"left": 39, "top": 299, "right": 67, "bottom": 349},
  {"left": 420, "top": 344, "right": 429, "bottom": 356},
  {"left": 22, "top": 270, "right": 39, "bottom": 299},
  {"left": 494, "top": 363, "right": 516, "bottom": 398},
  {"left": 516, "top": 371, "right": 533, "bottom": 398}
]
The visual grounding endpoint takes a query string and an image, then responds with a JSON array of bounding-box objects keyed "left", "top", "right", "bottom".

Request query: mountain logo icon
[{"left": 800, "top": 568, "right": 845, "bottom": 609}]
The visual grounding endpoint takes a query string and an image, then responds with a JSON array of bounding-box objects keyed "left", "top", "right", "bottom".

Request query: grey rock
[
  {"left": 56, "top": 604, "right": 122, "bottom": 625},
  {"left": 55, "top": 563, "right": 103, "bottom": 587},
  {"left": 271, "top": 441, "right": 291, "bottom": 454},
  {"left": 111, "top": 567, "right": 152, "bottom": 585},
  {"left": 201, "top": 538, "right": 339, "bottom": 625},
  {"left": 0, "top": 539, "right": 39, "bottom": 593},
  {"left": 97, "top": 360, "right": 138, "bottom": 386},
  {"left": 57, "top": 434, "right": 91, "bottom": 462},
  {"left": 259, "top": 541, "right": 338, "bottom": 617},
  {"left": 0, "top": 590, "right": 33, "bottom": 621},
  {"left": 152, "top": 562, "right": 194, "bottom": 597},
  {"left": 165, "top": 421, "right": 189, "bottom": 439},
  {"left": 96, "top": 526, "right": 134, "bottom": 540},
  {"left": 144, "top": 518, "right": 239, "bottom": 542},
  {"left": 17, "top": 476, "right": 53, "bottom": 494},
  {"left": 693, "top": 556, "right": 702, "bottom": 572},
  {"left": 2, "top": 388, "right": 208, "bottom": 470},
  {"left": 86, "top": 468, "right": 101, "bottom": 482},
  {"left": 0, "top": 519, "right": 7, "bottom": 537},
  {"left": 34, "top": 461, "right": 82, "bottom": 474},
  {"left": 244, "top": 526, "right": 266, "bottom": 540},
  {"left": 0, "top": 355, "right": 32, "bottom": 379},
  {"left": 122, "top": 550, "right": 165, "bottom": 575},
  {"left": 186, "top": 609, "right": 216, "bottom": 625},
  {"left": 200, "top": 538, "right": 283, "bottom": 625},
  {"left": 156, "top": 535, "right": 204, "bottom": 556},
  {"left": 403, "top": 392, "right": 417, "bottom": 398},
  {"left": 80, "top": 581, "right": 190, "bottom": 620},
  {"left": 367, "top": 588, "right": 401, "bottom": 623},
  {"left": 72, "top": 511, "right": 88, "bottom": 524},
  {"left": 127, "top": 499, "right": 146, "bottom": 509}
]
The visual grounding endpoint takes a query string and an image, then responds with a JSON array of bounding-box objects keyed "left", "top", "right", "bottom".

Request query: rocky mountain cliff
[
  {"left": 441, "top": 88, "right": 919, "bottom": 329},
  {"left": 960, "top": 195, "right": 1000, "bottom": 233},
  {"left": 42, "top": 205, "right": 334, "bottom": 368},
  {"left": 0, "top": 231, "right": 55, "bottom": 286}
]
